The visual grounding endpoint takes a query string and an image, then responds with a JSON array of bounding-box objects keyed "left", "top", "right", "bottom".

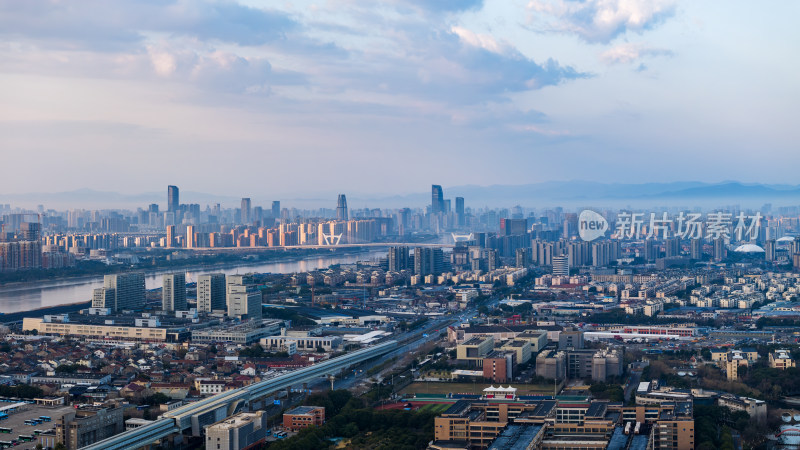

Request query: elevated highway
[{"left": 81, "top": 341, "right": 397, "bottom": 450}]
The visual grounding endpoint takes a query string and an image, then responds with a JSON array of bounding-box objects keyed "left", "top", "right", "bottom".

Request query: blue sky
[{"left": 0, "top": 0, "right": 797, "bottom": 198}]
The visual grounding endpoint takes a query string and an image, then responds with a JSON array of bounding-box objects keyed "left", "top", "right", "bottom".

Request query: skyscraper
[
  {"left": 162, "top": 273, "right": 187, "bottom": 312},
  {"left": 167, "top": 185, "right": 179, "bottom": 212},
  {"left": 103, "top": 272, "right": 145, "bottom": 312},
  {"left": 336, "top": 194, "right": 348, "bottom": 221},
  {"left": 271, "top": 201, "right": 281, "bottom": 219},
  {"left": 431, "top": 185, "right": 444, "bottom": 214},
  {"left": 455, "top": 197, "right": 465, "bottom": 226},
  {"left": 241, "top": 198, "right": 251, "bottom": 224},
  {"left": 198, "top": 273, "right": 226, "bottom": 312}
]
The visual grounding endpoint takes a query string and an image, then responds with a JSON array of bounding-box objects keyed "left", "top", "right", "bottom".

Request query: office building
[
  {"left": 455, "top": 196, "right": 465, "bottom": 226},
  {"left": 162, "top": 273, "right": 187, "bottom": 312},
  {"left": 192, "top": 319, "right": 283, "bottom": 345},
  {"left": 500, "top": 218, "right": 528, "bottom": 236},
  {"left": 241, "top": 198, "right": 251, "bottom": 224},
  {"left": 271, "top": 201, "right": 280, "bottom": 219},
  {"left": 91, "top": 287, "right": 114, "bottom": 310},
  {"left": 198, "top": 273, "right": 226, "bottom": 313},
  {"left": 283, "top": 406, "right": 325, "bottom": 432},
  {"left": 336, "top": 194, "right": 348, "bottom": 221},
  {"left": 559, "top": 330, "right": 584, "bottom": 350},
  {"left": 552, "top": 255, "right": 569, "bottom": 276},
  {"left": 769, "top": 349, "right": 795, "bottom": 370},
  {"left": 227, "top": 275, "right": 262, "bottom": 320},
  {"left": 167, "top": 185, "right": 179, "bottom": 212},
  {"left": 205, "top": 411, "right": 267, "bottom": 450},
  {"left": 431, "top": 185, "right": 444, "bottom": 214},
  {"left": 103, "top": 273, "right": 145, "bottom": 312},
  {"left": 456, "top": 336, "right": 494, "bottom": 367},
  {"left": 483, "top": 351, "right": 516, "bottom": 383},
  {"left": 56, "top": 404, "right": 124, "bottom": 450}
]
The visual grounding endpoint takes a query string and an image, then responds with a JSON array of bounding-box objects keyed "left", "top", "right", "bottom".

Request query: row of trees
[{"left": 266, "top": 390, "right": 437, "bottom": 450}]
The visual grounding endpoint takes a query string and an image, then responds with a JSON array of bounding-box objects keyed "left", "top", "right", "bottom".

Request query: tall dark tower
[
  {"left": 336, "top": 194, "right": 348, "bottom": 221},
  {"left": 167, "top": 185, "right": 179, "bottom": 212},
  {"left": 431, "top": 185, "right": 444, "bottom": 214}
]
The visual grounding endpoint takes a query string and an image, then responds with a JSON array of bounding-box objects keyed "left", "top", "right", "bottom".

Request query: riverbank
[
  {"left": 0, "top": 247, "right": 387, "bottom": 315},
  {"left": 0, "top": 246, "right": 380, "bottom": 291}
]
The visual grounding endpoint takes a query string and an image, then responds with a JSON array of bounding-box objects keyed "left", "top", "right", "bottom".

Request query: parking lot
[{"left": 0, "top": 404, "right": 74, "bottom": 448}]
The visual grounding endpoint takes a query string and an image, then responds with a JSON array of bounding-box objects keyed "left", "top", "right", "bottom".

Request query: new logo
[{"left": 578, "top": 210, "right": 608, "bottom": 241}]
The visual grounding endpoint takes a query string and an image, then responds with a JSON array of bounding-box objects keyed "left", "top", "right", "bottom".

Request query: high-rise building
[
  {"left": 227, "top": 275, "right": 262, "bottom": 320},
  {"left": 644, "top": 239, "right": 659, "bottom": 261},
  {"left": 186, "top": 225, "right": 195, "bottom": 248},
  {"left": 455, "top": 197, "right": 465, "bottom": 226},
  {"left": 765, "top": 239, "right": 776, "bottom": 262},
  {"left": 167, "top": 185, "right": 179, "bottom": 212},
  {"left": 567, "top": 241, "right": 590, "bottom": 267},
  {"left": 713, "top": 238, "right": 726, "bottom": 262},
  {"left": 103, "top": 272, "right": 145, "bottom": 312},
  {"left": 271, "top": 201, "right": 281, "bottom": 219},
  {"left": 515, "top": 248, "right": 530, "bottom": 268},
  {"left": 198, "top": 273, "right": 226, "bottom": 312},
  {"left": 414, "top": 247, "right": 444, "bottom": 276},
  {"left": 336, "top": 195, "right": 348, "bottom": 221},
  {"left": 591, "top": 241, "right": 620, "bottom": 267},
  {"left": 241, "top": 198, "right": 251, "bottom": 224},
  {"left": 690, "top": 238, "right": 703, "bottom": 260},
  {"left": 388, "top": 246, "right": 410, "bottom": 272},
  {"left": 91, "top": 287, "right": 114, "bottom": 310},
  {"left": 552, "top": 255, "right": 569, "bottom": 276},
  {"left": 162, "top": 273, "right": 187, "bottom": 312},
  {"left": 665, "top": 237, "right": 681, "bottom": 258},
  {"left": 166, "top": 225, "right": 176, "bottom": 248},
  {"left": 431, "top": 185, "right": 444, "bottom": 214},
  {"left": 500, "top": 218, "right": 528, "bottom": 236}
]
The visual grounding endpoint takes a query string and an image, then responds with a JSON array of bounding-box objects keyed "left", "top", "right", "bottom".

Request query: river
[{"left": 0, "top": 249, "right": 386, "bottom": 314}]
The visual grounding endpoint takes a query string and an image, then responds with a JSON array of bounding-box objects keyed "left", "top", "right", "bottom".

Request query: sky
[{"left": 0, "top": 0, "right": 798, "bottom": 200}]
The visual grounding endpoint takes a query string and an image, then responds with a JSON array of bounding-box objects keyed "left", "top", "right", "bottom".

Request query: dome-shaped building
[{"left": 734, "top": 244, "right": 765, "bottom": 253}]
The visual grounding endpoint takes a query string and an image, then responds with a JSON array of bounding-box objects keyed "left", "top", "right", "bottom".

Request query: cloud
[
  {"left": 402, "top": 0, "right": 484, "bottom": 13},
  {"left": 0, "top": 0, "right": 298, "bottom": 49},
  {"left": 599, "top": 43, "right": 673, "bottom": 64},
  {"left": 527, "top": 0, "right": 677, "bottom": 43},
  {"left": 451, "top": 26, "right": 509, "bottom": 54}
]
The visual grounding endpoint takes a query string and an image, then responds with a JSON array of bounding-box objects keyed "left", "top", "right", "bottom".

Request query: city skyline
[{"left": 1, "top": 1, "right": 798, "bottom": 196}]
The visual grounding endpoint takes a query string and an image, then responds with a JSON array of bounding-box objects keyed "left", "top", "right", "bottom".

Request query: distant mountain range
[{"left": 3, "top": 182, "right": 799, "bottom": 209}]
